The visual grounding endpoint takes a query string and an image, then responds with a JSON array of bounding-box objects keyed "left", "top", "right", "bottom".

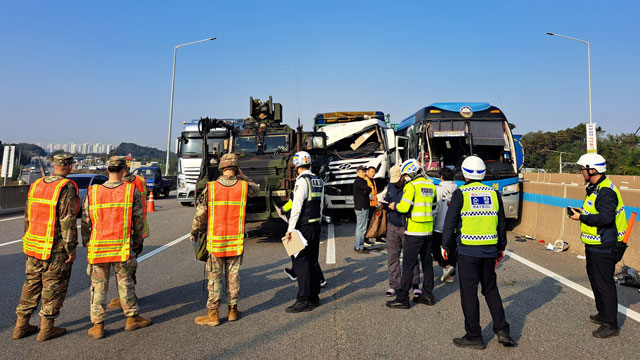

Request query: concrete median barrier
[
  {"left": 0, "top": 185, "right": 29, "bottom": 214},
  {"left": 515, "top": 175, "right": 640, "bottom": 269}
]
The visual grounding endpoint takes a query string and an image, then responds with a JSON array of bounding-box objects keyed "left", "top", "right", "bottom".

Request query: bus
[{"left": 394, "top": 102, "right": 521, "bottom": 219}]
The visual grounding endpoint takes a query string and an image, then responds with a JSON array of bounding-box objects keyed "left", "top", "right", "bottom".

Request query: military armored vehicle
[{"left": 234, "top": 96, "right": 328, "bottom": 222}]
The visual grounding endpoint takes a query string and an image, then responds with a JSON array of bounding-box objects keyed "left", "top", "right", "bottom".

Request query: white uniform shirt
[
  {"left": 434, "top": 180, "right": 458, "bottom": 233},
  {"left": 287, "top": 170, "right": 324, "bottom": 233}
]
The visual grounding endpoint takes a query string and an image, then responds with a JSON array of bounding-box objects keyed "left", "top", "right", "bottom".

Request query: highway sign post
[
  {"left": 1, "top": 145, "right": 16, "bottom": 185},
  {"left": 586, "top": 123, "right": 597, "bottom": 153}
]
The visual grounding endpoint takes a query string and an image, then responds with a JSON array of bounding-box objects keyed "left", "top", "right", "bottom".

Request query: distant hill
[
  {"left": 110, "top": 142, "right": 176, "bottom": 161},
  {"left": 0, "top": 141, "right": 46, "bottom": 165}
]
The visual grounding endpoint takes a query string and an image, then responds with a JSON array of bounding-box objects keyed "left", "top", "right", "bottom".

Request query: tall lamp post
[
  {"left": 546, "top": 32, "right": 597, "bottom": 153},
  {"left": 165, "top": 37, "right": 216, "bottom": 176},
  {"left": 543, "top": 149, "right": 569, "bottom": 173}
]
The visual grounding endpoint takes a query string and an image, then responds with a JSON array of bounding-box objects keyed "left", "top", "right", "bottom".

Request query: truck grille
[{"left": 183, "top": 167, "right": 200, "bottom": 185}]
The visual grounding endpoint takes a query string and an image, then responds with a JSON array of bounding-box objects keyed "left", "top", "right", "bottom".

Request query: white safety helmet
[
  {"left": 576, "top": 153, "right": 606, "bottom": 173},
  {"left": 461, "top": 156, "right": 486, "bottom": 180},
  {"left": 400, "top": 159, "right": 420, "bottom": 175},
  {"left": 292, "top": 151, "right": 311, "bottom": 167}
]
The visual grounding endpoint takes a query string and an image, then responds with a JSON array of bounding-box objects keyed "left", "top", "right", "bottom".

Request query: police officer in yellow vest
[
  {"left": 284, "top": 151, "right": 324, "bottom": 313},
  {"left": 386, "top": 159, "right": 437, "bottom": 308},
  {"left": 569, "top": 153, "right": 627, "bottom": 338},
  {"left": 441, "top": 156, "right": 514, "bottom": 349},
  {"left": 190, "top": 153, "right": 259, "bottom": 326}
]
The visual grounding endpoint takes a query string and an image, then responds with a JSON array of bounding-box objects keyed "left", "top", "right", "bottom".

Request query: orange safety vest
[
  {"left": 206, "top": 180, "right": 248, "bottom": 257},
  {"left": 126, "top": 174, "right": 149, "bottom": 238},
  {"left": 86, "top": 183, "right": 135, "bottom": 264},
  {"left": 23, "top": 178, "right": 78, "bottom": 260},
  {"left": 366, "top": 177, "right": 378, "bottom": 207}
]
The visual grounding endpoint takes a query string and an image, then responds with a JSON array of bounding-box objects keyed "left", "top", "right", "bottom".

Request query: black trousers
[
  {"left": 458, "top": 254, "right": 509, "bottom": 338},
  {"left": 291, "top": 222, "right": 321, "bottom": 303},
  {"left": 431, "top": 232, "right": 457, "bottom": 267},
  {"left": 397, "top": 234, "right": 433, "bottom": 302},
  {"left": 585, "top": 244, "right": 626, "bottom": 326}
]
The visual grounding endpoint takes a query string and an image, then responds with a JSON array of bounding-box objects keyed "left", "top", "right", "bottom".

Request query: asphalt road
[{"left": 1, "top": 195, "right": 639, "bottom": 359}]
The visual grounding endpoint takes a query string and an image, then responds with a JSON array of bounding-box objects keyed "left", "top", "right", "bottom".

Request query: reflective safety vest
[
  {"left": 397, "top": 176, "right": 436, "bottom": 236},
  {"left": 366, "top": 177, "right": 378, "bottom": 207},
  {"left": 207, "top": 179, "right": 248, "bottom": 257},
  {"left": 23, "top": 178, "right": 78, "bottom": 260},
  {"left": 87, "top": 183, "right": 135, "bottom": 264},
  {"left": 126, "top": 174, "right": 149, "bottom": 238},
  {"left": 459, "top": 182, "right": 499, "bottom": 246},
  {"left": 297, "top": 173, "right": 323, "bottom": 226},
  {"left": 580, "top": 177, "right": 627, "bottom": 245}
]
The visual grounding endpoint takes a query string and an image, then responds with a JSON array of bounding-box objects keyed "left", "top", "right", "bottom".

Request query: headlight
[
  {"left": 502, "top": 183, "right": 519, "bottom": 195},
  {"left": 178, "top": 179, "right": 185, "bottom": 189},
  {"left": 271, "top": 190, "right": 287, "bottom": 197}
]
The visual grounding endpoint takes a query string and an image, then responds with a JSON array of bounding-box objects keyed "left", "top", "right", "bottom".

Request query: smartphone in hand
[{"left": 567, "top": 207, "right": 580, "bottom": 216}]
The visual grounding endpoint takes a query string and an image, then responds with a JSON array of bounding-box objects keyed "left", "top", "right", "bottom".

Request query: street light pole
[
  {"left": 546, "top": 32, "right": 592, "bottom": 125},
  {"left": 165, "top": 37, "right": 216, "bottom": 176},
  {"left": 543, "top": 149, "right": 568, "bottom": 173}
]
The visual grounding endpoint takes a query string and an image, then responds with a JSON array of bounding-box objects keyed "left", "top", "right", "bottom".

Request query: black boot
[
  {"left": 285, "top": 302, "right": 312, "bottom": 313},
  {"left": 453, "top": 335, "right": 485, "bottom": 349},
  {"left": 496, "top": 330, "right": 516, "bottom": 347},
  {"left": 592, "top": 324, "right": 619, "bottom": 338},
  {"left": 385, "top": 298, "right": 410, "bottom": 309}
]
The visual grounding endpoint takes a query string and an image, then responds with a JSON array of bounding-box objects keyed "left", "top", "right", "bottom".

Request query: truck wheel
[
  {"left": 181, "top": 202, "right": 190, "bottom": 207},
  {"left": 164, "top": 188, "right": 170, "bottom": 198}
]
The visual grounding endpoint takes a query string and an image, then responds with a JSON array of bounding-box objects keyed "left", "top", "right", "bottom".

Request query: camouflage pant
[
  {"left": 206, "top": 255, "right": 242, "bottom": 311},
  {"left": 16, "top": 253, "right": 72, "bottom": 319},
  {"left": 89, "top": 257, "right": 138, "bottom": 323}
]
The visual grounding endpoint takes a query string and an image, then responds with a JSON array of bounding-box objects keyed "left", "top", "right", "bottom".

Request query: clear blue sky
[{"left": 1, "top": 1, "right": 638, "bottom": 150}]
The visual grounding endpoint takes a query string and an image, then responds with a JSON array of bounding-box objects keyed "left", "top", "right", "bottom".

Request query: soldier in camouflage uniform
[
  {"left": 107, "top": 164, "right": 150, "bottom": 310},
  {"left": 82, "top": 156, "right": 151, "bottom": 339},
  {"left": 191, "top": 153, "right": 259, "bottom": 326},
  {"left": 13, "top": 154, "right": 79, "bottom": 342}
]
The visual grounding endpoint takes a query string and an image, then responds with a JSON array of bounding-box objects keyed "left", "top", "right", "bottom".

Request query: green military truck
[{"left": 233, "top": 96, "right": 328, "bottom": 222}]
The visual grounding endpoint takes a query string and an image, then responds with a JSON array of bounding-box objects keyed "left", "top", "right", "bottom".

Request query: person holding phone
[{"left": 569, "top": 153, "right": 628, "bottom": 338}]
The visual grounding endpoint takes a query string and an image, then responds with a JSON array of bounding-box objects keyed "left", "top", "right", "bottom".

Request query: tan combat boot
[
  {"left": 228, "top": 305, "right": 240, "bottom": 322},
  {"left": 124, "top": 315, "right": 152, "bottom": 331},
  {"left": 36, "top": 317, "right": 66, "bottom": 342},
  {"left": 12, "top": 315, "right": 38, "bottom": 339},
  {"left": 107, "top": 298, "right": 121, "bottom": 309},
  {"left": 194, "top": 310, "right": 220, "bottom": 326},
  {"left": 88, "top": 322, "right": 105, "bottom": 339}
]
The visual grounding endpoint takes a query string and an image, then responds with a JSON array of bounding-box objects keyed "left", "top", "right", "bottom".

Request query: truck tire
[{"left": 164, "top": 188, "right": 170, "bottom": 198}]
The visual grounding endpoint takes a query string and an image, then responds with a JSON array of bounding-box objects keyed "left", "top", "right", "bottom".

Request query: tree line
[{"left": 521, "top": 124, "right": 640, "bottom": 175}]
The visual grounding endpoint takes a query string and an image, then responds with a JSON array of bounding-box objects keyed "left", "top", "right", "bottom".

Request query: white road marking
[
  {"left": 0, "top": 216, "right": 23, "bottom": 222},
  {"left": 138, "top": 234, "right": 190, "bottom": 262},
  {"left": 326, "top": 223, "right": 336, "bottom": 264},
  {"left": 506, "top": 250, "right": 640, "bottom": 324},
  {"left": 0, "top": 239, "right": 22, "bottom": 247}
]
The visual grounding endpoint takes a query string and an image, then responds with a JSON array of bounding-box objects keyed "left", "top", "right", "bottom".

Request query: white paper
[{"left": 293, "top": 230, "right": 308, "bottom": 258}]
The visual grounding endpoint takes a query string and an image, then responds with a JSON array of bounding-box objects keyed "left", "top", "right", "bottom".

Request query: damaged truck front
[{"left": 315, "top": 111, "right": 392, "bottom": 209}]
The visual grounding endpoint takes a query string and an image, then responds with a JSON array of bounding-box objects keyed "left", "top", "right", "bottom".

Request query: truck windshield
[
  {"left": 180, "top": 138, "right": 203, "bottom": 156},
  {"left": 234, "top": 134, "right": 289, "bottom": 153},
  {"left": 133, "top": 169, "right": 156, "bottom": 179},
  {"left": 179, "top": 137, "right": 227, "bottom": 157}
]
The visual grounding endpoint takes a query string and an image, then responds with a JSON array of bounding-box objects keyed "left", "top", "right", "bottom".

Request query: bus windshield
[{"left": 234, "top": 134, "right": 289, "bottom": 153}]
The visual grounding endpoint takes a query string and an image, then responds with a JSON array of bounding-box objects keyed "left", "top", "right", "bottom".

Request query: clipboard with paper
[{"left": 281, "top": 230, "right": 308, "bottom": 257}]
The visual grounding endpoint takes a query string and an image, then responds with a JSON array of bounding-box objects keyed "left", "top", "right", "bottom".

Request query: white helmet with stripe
[
  {"left": 461, "top": 156, "right": 486, "bottom": 180},
  {"left": 400, "top": 159, "right": 420, "bottom": 175},
  {"left": 292, "top": 151, "right": 311, "bottom": 167},
  {"left": 576, "top": 153, "right": 606, "bottom": 173}
]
